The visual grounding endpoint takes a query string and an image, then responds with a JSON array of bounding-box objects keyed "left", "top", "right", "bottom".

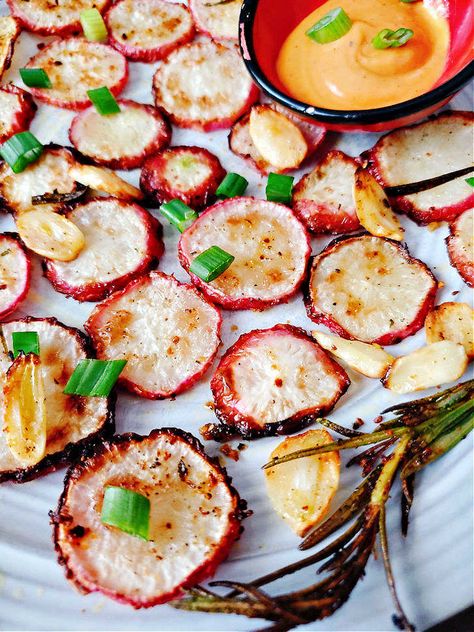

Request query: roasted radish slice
[
  {"left": 383, "top": 341, "right": 468, "bottom": 394},
  {"left": 0, "top": 146, "right": 81, "bottom": 214},
  {"left": 179, "top": 198, "right": 310, "bottom": 310},
  {"left": 45, "top": 198, "right": 163, "bottom": 302},
  {"left": 69, "top": 100, "right": 171, "bottom": 170},
  {"left": 106, "top": 0, "right": 194, "bottom": 62},
  {"left": 24, "top": 38, "right": 128, "bottom": 110},
  {"left": 447, "top": 208, "right": 473, "bottom": 287},
  {"left": 0, "top": 84, "right": 37, "bottom": 144},
  {"left": 140, "top": 146, "right": 225, "bottom": 209},
  {"left": 353, "top": 168, "right": 404, "bottom": 241},
  {"left": 6, "top": 0, "right": 111, "bottom": 36},
  {"left": 69, "top": 164, "right": 143, "bottom": 202},
  {"left": 17, "top": 208, "right": 85, "bottom": 262},
  {"left": 265, "top": 429, "right": 340, "bottom": 536},
  {"left": 292, "top": 151, "right": 360, "bottom": 234},
  {"left": 312, "top": 331, "right": 394, "bottom": 379},
  {"left": 52, "top": 428, "right": 246, "bottom": 607},
  {"left": 85, "top": 272, "right": 221, "bottom": 399},
  {"left": 0, "top": 317, "right": 113, "bottom": 483},
  {"left": 425, "top": 302, "right": 474, "bottom": 360},
  {"left": 153, "top": 40, "right": 259, "bottom": 131},
  {"left": 306, "top": 235, "right": 437, "bottom": 345},
  {"left": 0, "top": 16, "right": 20, "bottom": 79},
  {"left": 0, "top": 233, "right": 31, "bottom": 319},
  {"left": 229, "top": 105, "right": 326, "bottom": 175},
  {"left": 190, "top": 0, "right": 240, "bottom": 41},
  {"left": 368, "top": 111, "right": 474, "bottom": 224},
  {"left": 210, "top": 325, "right": 349, "bottom": 438}
]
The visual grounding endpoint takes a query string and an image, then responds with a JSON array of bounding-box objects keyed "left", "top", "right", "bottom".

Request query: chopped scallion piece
[
  {"left": 266, "top": 172, "right": 294, "bottom": 204},
  {"left": 190, "top": 246, "right": 234, "bottom": 282},
  {"left": 63, "top": 359, "right": 127, "bottom": 397},
  {"left": 80, "top": 8, "right": 108, "bottom": 42},
  {"left": 465, "top": 177, "right": 474, "bottom": 187},
  {"left": 0, "top": 132, "right": 43, "bottom": 174},
  {"left": 19, "top": 68, "right": 52, "bottom": 89},
  {"left": 101, "top": 486, "right": 150, "bottom": 540},
  {"left": 12, "top": 331, "right": 40, "bottom": 358},
  {"left": 216, "top": 173, "right": 248, "bottom": 199},
  {"left": 160, "top": 199, "right": 198, "bottom": 232},
  {"left": 306, "top": 7, "right": 352, "bottom": 44},
  {"left": 372, "top": 27, "right": 414, "bottom": 49},
  {"left": 87, "top": 86, "right": 121, "bottom": 116}
]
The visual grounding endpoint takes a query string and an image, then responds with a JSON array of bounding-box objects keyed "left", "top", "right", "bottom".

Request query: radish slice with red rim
[
  {"left": 446, "top": 208, "right": 473, "bottom": 287},
  {"left": 0, "top": 233, "right": 31, "bottom": 319},
  {"left": 190, "top": 0, "right": 240, "bottom": 41},
  {"left": 0, "top": 84, "right": 37, "bottom": 144}
]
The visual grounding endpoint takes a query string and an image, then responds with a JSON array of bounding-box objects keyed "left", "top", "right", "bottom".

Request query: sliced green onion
[
  {"left": 19, "top": 68, "right": 52, "bottom": 89},
  {"left": 372, "top": 27, "right": 414, "bottom": 49},
  {"left": 160, "top": 199, "right": 198, "bottom": 233},
  {"left": 216, "top": 173, "right": 249, "bottom": 199},
  {"left": 101, "top": 486, "right": 150, "bottom": 540},
  {"left": 465, "top": 177, "right": 474, "bottom": 187},
  {"left": 63, "top": 359, "right": 127, "bottom": 397},
  {"left": 266, "top": 172, "right": 294, "bottom": 204},
  {"left": 80, "top": 8, "right": 108, "bottom": 42},
  {"left": 0, "top": 132, "right": 43, "bottom": 174},
  {"left": 87, "top": 86, "right": 121, "bottom": 116},
  {"left": 12, "top": 331, "right": 40, "bottom": 358},
  {"left": 306, "top": 8, "right": 352, "bottom": 44},
  {"left": 190, "top": 246, "right": 234, "bottom": 282}
]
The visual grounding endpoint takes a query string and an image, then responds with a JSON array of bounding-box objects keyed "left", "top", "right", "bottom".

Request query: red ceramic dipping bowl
[{"left": 239, "top": 0, "right": 474, "bottom": 132}]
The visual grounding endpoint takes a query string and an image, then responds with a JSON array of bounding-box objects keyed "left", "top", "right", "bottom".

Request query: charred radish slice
[
  {"left": 24, "top": 38, "right": 128, "bottom": 110},
  {"left": 85, "top": 272, "right": 221, "bottom": 399},
  {"left": 0, "top": 84, "right": 36, "bottom": 144},
  {"left": 383, "top": 341, "right": 468, "bottom": 394},
  {"left": 446, "top": 208, "right": 473, "bottom": 287},
  {"left": 210, "top": 325, "right": 349, "bottom": 438},
  {"left": 312, "top": 331, "right": 394, "bottom": 379},
  {"left": 45, "top": 198, "right": 164, "bottom": 302},
  {"left": 0, "top": 317, "right": 113, "bottom": 483},
  {"left": 190, "top": 0, "right": 240, "bottom": 41},
  {"left": 368, "top": 111, "right": 474, "bottom": 224},
  {"left": 6, "top": 0, "right": 111, "bottom": 36},
  {"left": 265, "top": 429, "right": 340, "bottom": 537},
  {"left": 0, "top": 16, "right": 20, "bottom": 79},
  {"left": 179, "top": 197, "right": 310, "bottom": 310},
  {"left": 69, "top": 100, "right": 171, "bottom": 170},
  {"left": 52, "top": 428, "right": 245, "bottom": 607},
  {"left": 306, "top": 235, "right": 437, "bottom": 345},
  {"left": 140, "top": 146, "right": 225, "bottom": 209},
  {"left": 69, "top": 164, "right": 143, "bottom": 202},
  {"left": 425, "top": 302, "right": 474, "bottom": 360},
  {"left": 0, "top": 146, "right": 80, "bottom": 214},
  {"left": 153, "top": 40, "right": 259, "bottom": 131},
  {"left": 0, "top": 233, "right": 31, "bottom": 319},
  {"left": 292, "top": 151, "right": 360, "bottom": 234},
  {"left": 17, "top": 208, "right": 85, "bottom": 262},
  {"left": 106, "top": 0, "right": 194, "bottom": 62}
]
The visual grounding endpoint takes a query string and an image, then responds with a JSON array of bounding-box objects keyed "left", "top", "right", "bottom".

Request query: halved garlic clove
[
  {"left": 17, "top": 208, "right": 85, "bottom": 261},
  {"left": 69, "top": 164, "right": 143, "bottom": 201},
  {"left": 425, "top": 302, "right": 474, "bottom": 360}
]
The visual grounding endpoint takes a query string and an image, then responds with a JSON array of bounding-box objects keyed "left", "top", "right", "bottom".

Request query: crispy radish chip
[
  {"left": 446, "top": 208, "right": 473, "bottom": 287},
  {"left": 69, "top": 100, "right": 171, "bottom": 170},
  {"left": 229, "top": 104, "right": 326, "bottom": 175},
  {"left": 52, "top": 428, "right": 246, "bottom": 607},
  {"left": 85, "top": 271, "right": 221, "bottom": 399},
  {"left": 0, "top": 233, "right": 31, "bottom": 319},
  {"left": 292, "top": 151, "right": 360, "bottom": 234},
  {"left": 0, "top": 16, "right": 20, "bottom": 79},
  {"left": 0, "top": 84, "right": 37, "bottom": 144},
  {"left": 0, "top": 317, "right": 113, "bottom": 483},
  {"left": 24, "top": 38, "right": 128, "bottom": 110},
  {"left": 210, "top": 325, "right": 349, "bottom": 438},
  {"left": 6, "top": 0, "right": 111, "bottom": 36},
  {"left": 140, "top": 146, "right": 225, "bottom": 209},
  {"left": 153, "top": 39, "right": 259, "bottom": 131},
  {"left": 0, "top": 146, "right": 80, "bottom": 214},
  {"left": 190, "top": 0, "right": 240, "bottom": 41},
  {"left": 178, "top": 197, "right": 311, "bottom": 310},
  {"left": 45, "top": 198, "right": 164, "bottom": 302},
  {"left": 106, "top": 0, "right": 194, "bottom": 62},
  {"left": 425, "top": 302, "right": 474, "bottom": 360},
  {"left": 306, "top": 235, "right": 437, "bottom": 345},
  {"left": 368, "top": 111, "right": 474, "bottom": 224}
]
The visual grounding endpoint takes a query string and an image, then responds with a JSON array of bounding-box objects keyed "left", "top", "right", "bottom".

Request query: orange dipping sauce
[{"left": 276, "top": 0, "right": 450, "bottom": 110}]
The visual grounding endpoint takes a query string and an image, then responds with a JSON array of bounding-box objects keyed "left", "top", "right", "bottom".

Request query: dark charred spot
[
  {"left": 220, "top": 444, "right": 239, "bottom": 462},
  {"left": 178, "top": 459, "right": 188, "bottom": 480},
  {"left": 69, "top": 525, "right": 87, "bottom": 539},
  {"left": 65, "top": 395, "right": 86, "bottom": 415}
]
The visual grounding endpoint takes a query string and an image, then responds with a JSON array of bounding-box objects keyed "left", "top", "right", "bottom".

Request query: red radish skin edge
[{"left": 0, "top": 233, "right": 31, "bottom": 320}]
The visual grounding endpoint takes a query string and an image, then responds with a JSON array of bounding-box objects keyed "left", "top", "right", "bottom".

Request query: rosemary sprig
[{"left": 172, "top": 380, "right": 473, "bottom": 631}]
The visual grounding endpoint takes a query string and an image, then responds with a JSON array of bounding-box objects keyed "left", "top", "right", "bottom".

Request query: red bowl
[{"left": 239, "top": 0, "right": 474, "bottom": 132}]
